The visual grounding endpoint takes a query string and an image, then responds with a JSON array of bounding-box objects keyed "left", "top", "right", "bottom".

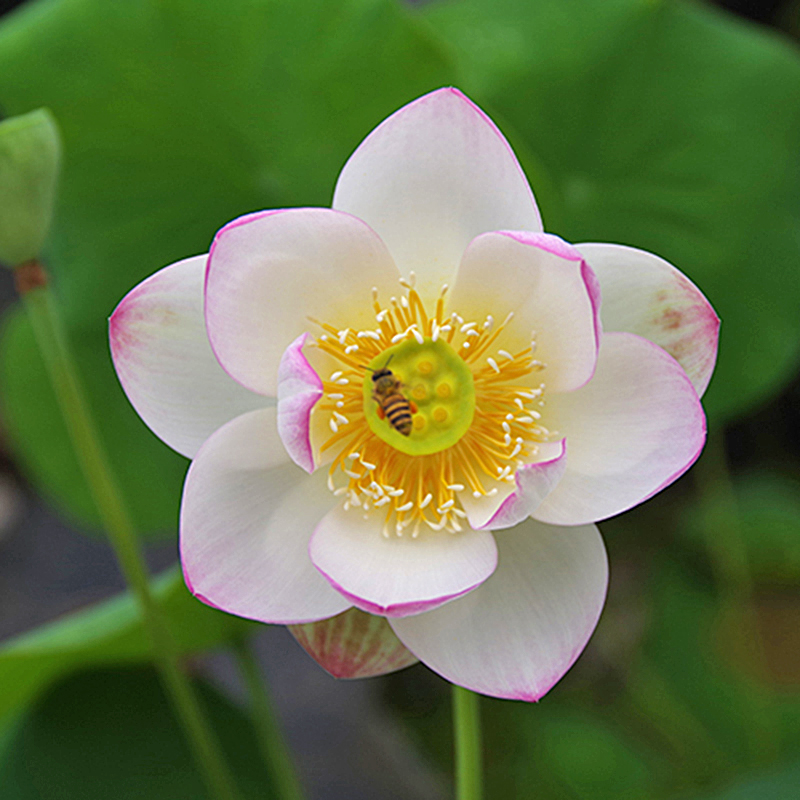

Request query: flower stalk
[
  {"left": 18, "top": 267, "right": 242, "bottom": 800},
  {"left": 452, "top": 685, "right": 483, "bottom": 800},
  {"left": 232, "top": 637, "right": 306, "bottom": 800}
]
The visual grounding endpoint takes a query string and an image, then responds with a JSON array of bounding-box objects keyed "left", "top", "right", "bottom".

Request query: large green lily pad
[
  {"left": 0, "top": 0, "right": 455, "bottom": 531},
  {"left": 421, "top": 0, "right": 800, "bottom": 423}
]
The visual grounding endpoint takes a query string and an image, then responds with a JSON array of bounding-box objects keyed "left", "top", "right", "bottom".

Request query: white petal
[
  {"left": 309, "top": 505, "right": 498, "bottom": 618},
  {"left": 180, "top": 408, "right": 351, "bottom": 624},
  {"left": 391, "top": 519, "right": 608, "bottom": 701},
  {"left": 448, "top": 231, "right": 601, "bottom": 392},
  {"left": 277, "top": 333, "right": 323, "bottom": 473},
  {"left": 462, "top": 440, "right": 567, "bottom": 531},
  {"left": 205, "top": 208, "right": 400, "bottom": 396},
  {"left": 109, "top": 256, "right": 266, "bottom": 458},
  {"left": 576, "top": 243, "right": 719, "bottom": 396},
  {"left": 535, "top": 333, "right": 706, "bottom": 525},
  {"left": 333, "top": 88, "right": 542, "bottom": 302}
]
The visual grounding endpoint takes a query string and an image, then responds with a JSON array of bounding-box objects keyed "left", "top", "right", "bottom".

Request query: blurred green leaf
[
  {"left": 683, "top": 471, "right": 800, "bottom": 582},
  {"left": 636, "top": 562, "right": 758, "bottom": 763},
  {"left": 634, "top": 561, "right": 800, "bottom": 775},
  {"left": 0, "top": 666, "right": 277, "bottom": 799},
  {"left": 505, "top": 704, "right": 657, "bottom": 800},
  {"left": 0, "top": 565, "right": 255, "bottom": 724},
  {"left": 690, "top": 757, "right": 800, "bottom": 799},
  {"left": 422, "top": 0, "right": 800, "bottom": 423},
  {"left": 0, "top": 0, "right": 454, "bottom": 531}
]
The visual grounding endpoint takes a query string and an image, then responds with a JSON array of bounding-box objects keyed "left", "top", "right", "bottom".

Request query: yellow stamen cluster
[{"left": 312, "top": 273, "right": 556, "bottom": 537}]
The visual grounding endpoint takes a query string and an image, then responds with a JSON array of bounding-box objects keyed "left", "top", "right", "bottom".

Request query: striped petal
[{"left": 289, "top": 608, "right": 418, "bottom": 679}]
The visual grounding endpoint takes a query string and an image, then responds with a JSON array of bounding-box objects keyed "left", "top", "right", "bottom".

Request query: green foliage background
[
  {"left": 0, "top": 0, "right": 799, "bottom": 797},
  {"left": 1, "top": 0, "right": 799, "bottom": 532}
]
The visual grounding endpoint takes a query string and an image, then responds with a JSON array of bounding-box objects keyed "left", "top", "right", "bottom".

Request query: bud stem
[{"left": 19, "top": 269, "right": 243, "bottom": 800}]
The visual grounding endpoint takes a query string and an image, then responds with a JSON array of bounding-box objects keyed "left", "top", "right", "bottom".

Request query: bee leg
[
  {"left": 410, "top": 401, "right": 418, "bottom": 413},
  {"left": 376, "top": 406, "right": 386, "bottom": 420}
]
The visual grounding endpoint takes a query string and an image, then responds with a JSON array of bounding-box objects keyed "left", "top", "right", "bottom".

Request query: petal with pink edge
[
  {"left": 535, "top": 332, "right": 706, "bottom": 526},
  {"left": 205, "top": 208, "right": 400, "bottom": 396},
  {"left": 289, "top": 608, "right": 418, "bottom": 679},
  {"left": 109, "top": 256, "right": 267, "bottom": 459},
  {"left": 576, "top": 243, "right": 719, "bottom": 396},
  {"left": 459, "top": 440, "right": 567, "bottom": 531},
  {"left": 309, "top": 505, "right": 498, "bottom": 618},
  {"left": 448, "top": 232, "right": 601, "bottom": 393},
  {"left": 391, "top": 519, "right": 608, "bottom": 701},
  {"left": 333, "top": 88, "right": 542, "bottom": 302},
  {"left": 277, "top": 333, "right": 323, "bottom": 473},
  {"left": 180, "top": 408, "right": 351, "bottom": 624}
]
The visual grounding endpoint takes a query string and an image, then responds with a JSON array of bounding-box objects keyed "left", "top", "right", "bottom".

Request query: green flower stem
[
  {"left": 232, "top": 637, "right": 306, "bottom": 800},
  {"left": 20, "top": 277, "right": 242, "bottom": 800},
  {"left": 452, "top": 685, "right": 483, "bottom": 800}
]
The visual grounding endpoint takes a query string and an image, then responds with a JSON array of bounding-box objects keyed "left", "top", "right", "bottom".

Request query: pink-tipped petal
[
  {"left": 180, "top": 408, "right": 351, "bottom": 624},
  {"left": 464, "top": 440, "right": 567, "bottom": 531},
  {"left": 109, "top": 256, "right": 267, "bottom": 458},
  {"left": 277, "top": 333, "right": 323, "bottom": 473},
  {"left": 309, "top": 505, "right": 498, "bottom": 618},
  {"left": 576, "top": 243, "right": 719, "bottom": 396},
  {"left": 391, "top": 519, "right": 608, "bottom": 701},
  {"left": 205, "top": 208, "right": 400, "bottom": 396},
  {"left": 333, "top": 88, "right": 541, "bottom": 302},
  {"left": 448, "top": 232, "right": 601, "bottom": 393},
  {"left": 289, "top": 608, "right": 418, "bottom": 679},
  {"left": 535, "top": 332, "right": 706, "bottom": 526}
]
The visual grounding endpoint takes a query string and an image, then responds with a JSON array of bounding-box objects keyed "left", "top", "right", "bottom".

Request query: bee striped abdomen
[{"left": 384, "top": 393, "right": 413, "bottom": 435}]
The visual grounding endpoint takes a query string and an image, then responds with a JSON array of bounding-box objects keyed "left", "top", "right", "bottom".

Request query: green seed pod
[{"left": 0, "top": 108, "right": 61, "bottom": 268}]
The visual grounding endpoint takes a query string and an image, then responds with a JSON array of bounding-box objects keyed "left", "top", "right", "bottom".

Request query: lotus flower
[{"left": 110, "top": 89, "right": 718, "bottom": 700}]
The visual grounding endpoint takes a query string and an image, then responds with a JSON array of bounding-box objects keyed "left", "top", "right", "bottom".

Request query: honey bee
[{"left": 369, "top": 357, "right": 417, "bottom": 436}]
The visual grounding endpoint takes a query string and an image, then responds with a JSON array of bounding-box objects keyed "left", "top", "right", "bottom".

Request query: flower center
[
  {"left": 362, "top": 337, "right": 475, "bottom": 456},
  {"left": 310, "top": 274, "right": 555, "bottom": 537}
]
